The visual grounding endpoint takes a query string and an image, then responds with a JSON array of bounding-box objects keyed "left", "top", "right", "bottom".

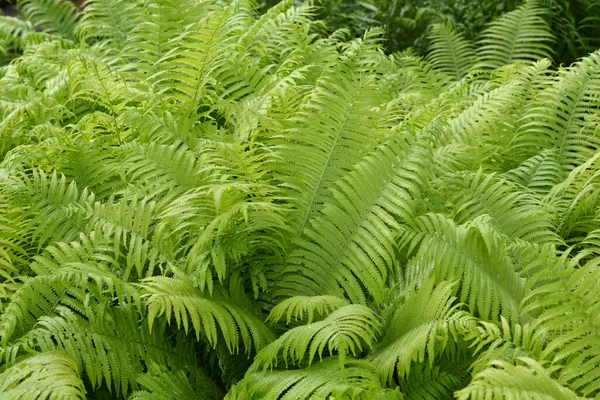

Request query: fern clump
[{"left": 0, "top": 0, "right": 600, "bottom": 399}]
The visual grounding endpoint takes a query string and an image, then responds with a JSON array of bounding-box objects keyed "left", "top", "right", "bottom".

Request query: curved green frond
[
  {"left": 77, "top": 0, "right": 143, "bottom": 47},
  {"left": 1, "top": 169, "right": 94, "bottom": 252},
  {"left": 228, "top": 357, "right": 384, "bottom": 400},
  {"left": 252, "top": 304, "right": 380, "bottom": 371},
  {"left": 398, "top": 214, "right": 526, "bottom": 323},
  {"left": 118, "top": 142, "right": 204, "bottom": 207},
  {"left": 128, "top": 360, "right": 222, "bottom": 400},
  {"left": 369, "top": 279, "right": 475, "bottom": 384},
  {"left": 476, "top": 0, "right": 554, "bottom": 69},
  {"left": 456, "top": 357, "right": 585, "bottom": 400},
  {"left": 445, "top": 170, "right": 559, "bottom": 244},
  {"left": 275, "top": 138, "right": 431, "bottom": 305},
  {"left": 427, "top": 23, "right": 476, "bottom": 80},
  {"left": 523, "top": 252, "right": 600, "bottom": 397},
  {"left": 512, "top": 51, "right": 600, "bottom": 177},
  {"left": 0, "top": 352, "right": 86, "bottom": 400},
  {"left": 32, "top": 299, "right": 200, "bottom": 398},
  {"left": 267, "top": 295, "right": 350, "bottom": 324},
  {"left": 502, "top": 149, "right": 564, "bottom": 194},
  {"left": 466, "top": 317, "right": 547, "bottom": 373},
  {"left": 17, "top": 0, "right": 79, "bottom": 39},
  {"left": 140, "top": 275, "right": 275, "bottom": 354}
]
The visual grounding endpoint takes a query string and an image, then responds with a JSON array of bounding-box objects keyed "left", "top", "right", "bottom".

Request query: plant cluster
[
  {"left": 0, "top": 0, "right": 600, "bottom": 399},
  {"left": 286, "top": 0, "right": 600, "bottom": 64}
]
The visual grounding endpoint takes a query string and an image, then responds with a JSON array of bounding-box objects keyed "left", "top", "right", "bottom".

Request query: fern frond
[
  {"left": 523, "top": 252, "right": 600, "bottom": 397},
  {"left": 476, "top": 0, "right": 554, "bottom": 69},
  {"left": 58, "top": 140, "right": 124, "bottom": 201},
  {"left": 465, "top": 317, "right": 547, "bottom": 373},
  {"left": 140, "top": 275, "right": 274, "bottom": 354},
  {"left": 502, "top": 149, "right": 564, "bottom": 194},
  {"left": 445, "top": 170, "right": 560, "bottom": 244},
  {"left": 398, "top": 214, "right": 525, "bottom": 323},
  {"left": 266, "top": 295, "right": 350, "bottom": 324},
  {"left": 369, "top": 279, "right": 475, "bottom": 384},
  {"left": 0, "top": 16, "right": 35, "bottom": 54},
  {"left": 1, "top": 169, "right": 94, "bottom": 252},
  {"left": 427, "top": 23, "right": 476, "bottom": 80},
  {"left": 77, "top": 0, "right": 143, "bottom": 47},
  {"left": 275, "top": 138, "right": 431, "bottom": 304},
  {"left": 252, "top": 304, "right": 380, "bottom": 371},
  {"left": 456, "top": 357, "right": 585, "bottom": 400},
  {"left": 118, "top": 141, "right": 204, "bottom": 207},
  {"left": 17, "top": 0, "right": 79, "bottom": 39},
  {"left": 0, "top": 352, "right": 86, "bottom": 400},
  {"left": 128, "top": 360, "right": 222, "bottom": 400},
  {"left": 228, "top": 357, "right": 384, "bottom": 400},
  {"left": 83, "top": 194, "right": 170, "bottom": 280},
  {"left": 31, "top": 297, "right": 201, "bottom": 397},
  {"left": 511, "top": 51, "right": 600, "bottom": 177},
  {"left": 544, "top": 151, "right": 600, "bottom": 240},
  {"left": 278, "top": 66, "right": 386, "bottom": 237},
  {"left": 67, "top": 50, "right": 136, "bottom": 132},
  {"left": 399, "top": 356, "right": 473, "bottom": 400}
]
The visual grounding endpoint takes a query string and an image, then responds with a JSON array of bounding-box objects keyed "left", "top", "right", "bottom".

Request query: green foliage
[{"left": 1, "top": 0, "right": 600, "bottom": 399}]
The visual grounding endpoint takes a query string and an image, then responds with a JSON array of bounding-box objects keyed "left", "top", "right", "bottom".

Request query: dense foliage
[
  {"left": 287, "top": 0, "right": 600, "bottom": 63},
  {"left": 1, "top": 0, "right": 600, "bottom": 399}
]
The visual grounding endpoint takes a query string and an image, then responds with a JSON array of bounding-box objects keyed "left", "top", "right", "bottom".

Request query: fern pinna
[{"left": 0, "top": 0, "right": 599, "bottom": 399}]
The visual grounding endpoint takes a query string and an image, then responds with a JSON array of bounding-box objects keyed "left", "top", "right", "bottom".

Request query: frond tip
[{"left": 266, "top": 295, "right": 350, "bottom": 324}]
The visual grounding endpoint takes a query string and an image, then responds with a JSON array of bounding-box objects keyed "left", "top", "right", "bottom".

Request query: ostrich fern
[{"left": 1, "top": 0, "right": 600, "bottom": 399}]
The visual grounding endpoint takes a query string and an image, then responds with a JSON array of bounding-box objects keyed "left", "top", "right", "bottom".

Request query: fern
[
  {"left": 252, "top": 304, "right": 380, "bottom": 371},
  {"left": 456, "top": 357, "right": 584, "bottom": 400},
  {"left": 17, "top": 0, "right": 79, "bottom": 39},
  {"left": 369, "top": 279, "right": 475, "bottom": 384},
  {"left": 476, "top": 0, "right": 555, "bottom": 69},
  {"left": 0, "top": 352, "right": 86, "bottom": 400},
  {"left": 427, "top": 23, "right": 476, "bottom": 80},
  {"left": 140, "top": 275, "right": 275, "bottom": 354},
  {"left": 228, "top": 357, "right": 385, "bottom": 400},
  {"left": 1, "top": 0, "right": 600, "bottom": 398}
]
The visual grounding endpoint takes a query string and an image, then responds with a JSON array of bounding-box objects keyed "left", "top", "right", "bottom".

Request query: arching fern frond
[
  {"left": 511, "top": 51, "right": 600, "bottom": 177},
  {"left": 465, "top": 317, "right": 547, "bottom": 373},
  {"left": 523, "top": 251, "right": 600, "bottom": 397},
  {"left": 427, "top": 23, "right": 476, "bottom": 80},
  {"left": 476, "top": 0, "right": 554, "bottom": 70},
  {"left": 278, "top": 65, "right": 387, "bottom": 237},
  {"left": 0, "top": 352, "right": 86, "bottom": 400},
  {"left": 128, "top": 360, "right": 222, "bottom": 400},
  {"left": 266, "top": 295, "right": 350, "bottom": 324},
  {"left": 58, "top": 140, "right": 124, "bottom": 201},
  {"left": 1, "top": 169, "right": 94, "bottom": 253},
  {"left": 398, "top": 214, "right": 525, "bottom": 323},
  {"left": 444, "top": 170, "right": 560, "bottom": 244},
  {"left": 369, "top": 279, "right": 475, "bottom": 384},
  {"left": 118, "top": 141, "right": 204, "bottom": 208},
  {"left": 228, "top": 357, "right": 384, "bottom": 400},
  {"left": 543, "top": 151, "right": 600, "bottom": 241},
  {"left": 77, "top": 0, "right": 143, "bottom": 48},
  {"left": 17, "top": 0, "right": 80, "bottom": 40},
  {"left": 31, "top": 297, "right": 201, "bottom": 398},
  {"left": 251, "top": 304, "right": 380, "bottom": 371},
  {"left": 275, "top": 139, "right": 431, "bottom": 305},
  {"left": 140, "top": 275, "right": 275, "bottom": 354},
  {"left": 398, "top": 356, "right": 473, "bottom": 400},
  {"left": 502, "top": 149, "right": 564, "bottom": 195},
  {"left": 456, "top": 357, "right": 585, "bottom": 400}
]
